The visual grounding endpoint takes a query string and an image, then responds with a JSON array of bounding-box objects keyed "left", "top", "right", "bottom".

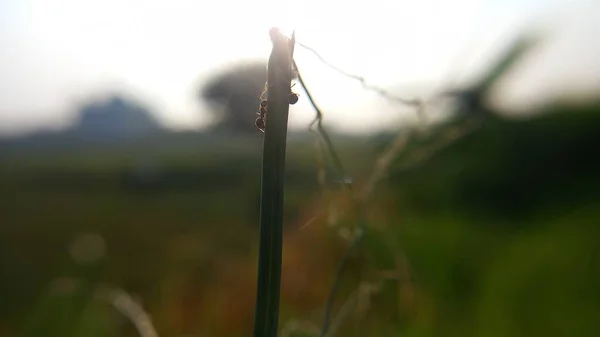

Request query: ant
[
  {"left": 255, "top": 99, "right": 268, "bottom": 132},
  {"left": 255, "top": 84, "right": 300, "bottom": 133}
]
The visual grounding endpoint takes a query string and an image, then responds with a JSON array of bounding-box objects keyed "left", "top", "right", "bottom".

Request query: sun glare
[
  {"left": 1, "top": 0, "right": 593, "bottom": 135},
  {"left": 262, "top": 0, "right": 297, "bottom": 38}
]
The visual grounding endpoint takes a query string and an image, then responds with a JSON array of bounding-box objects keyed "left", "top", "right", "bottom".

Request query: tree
[{"left": 200, "top": 61, "right": 267, "bottom": 134}]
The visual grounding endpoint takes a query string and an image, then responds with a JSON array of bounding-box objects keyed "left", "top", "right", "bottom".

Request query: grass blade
[{"left": 252, "top": 28, "right": 295, "bottom": 337}]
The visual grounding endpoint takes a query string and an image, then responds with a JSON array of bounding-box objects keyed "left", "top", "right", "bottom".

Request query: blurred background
[{"left": 1, "top": 0, "right": 599, "bottom": 336}]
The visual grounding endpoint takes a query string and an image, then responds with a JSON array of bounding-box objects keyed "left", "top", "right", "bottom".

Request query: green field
[{"left": 1, "top": 103, "right": 599, "bottom": 337}]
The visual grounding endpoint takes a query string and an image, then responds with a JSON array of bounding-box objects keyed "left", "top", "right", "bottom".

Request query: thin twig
[
  {"left": 94, "top": 286, "right": 158, "bottom": 337},
  {"left": 293, "top": 57, "right": 367, "bottom": 337},
  {"left": 294, "top": 51, "right": 423, "bottom": 337},
  {"left": 289, "top": 32, "right": 536, "bottom": 337},
  {"left": 296, "top": 42, "right": 421, "bottom": 107},
  {"left": 280, "top": 320, "right": 320, "bottom": 337},
  {"left": 394, "top": 117, "right": 483, "bottom": 172},
  {"left": 319, "top": 225, "right": 365, "bottom": 337},
  {"left": 323, "top": 287, "right": 359, "bottom": 337},
  {"left": 360, "top": 131, "right": 411, "bottom": 202},
  {"left": 293, "top": 59, "right": 352, "bottom": 190}
]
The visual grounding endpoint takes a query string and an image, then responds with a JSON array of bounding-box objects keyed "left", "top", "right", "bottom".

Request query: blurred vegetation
[
  {"left": 1, "top": 95, "right": 599, "bottom": 337},
  {"left": 200, "top": 61, "right": 268, "bottom": 135}
]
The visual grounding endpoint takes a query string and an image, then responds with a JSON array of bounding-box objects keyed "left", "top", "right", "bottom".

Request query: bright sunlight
[{"left": 1, "top": 0, "right": 597, "bottom": 135}]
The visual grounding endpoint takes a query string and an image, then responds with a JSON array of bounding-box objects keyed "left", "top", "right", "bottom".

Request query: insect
[
  {"left": 289, "top": 91, "right": 299, "bottom": 105},
  {"left": 255, "top": 85, "right": 300, "bottom": 133},
  {"left": 255, "top": 29, "right": 299, "bottom": 133},
  {"left": 255, "top": 99, "right": 268, "bottom": 133}
]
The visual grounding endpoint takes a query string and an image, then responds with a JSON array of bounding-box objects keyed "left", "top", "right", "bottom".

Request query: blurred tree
[
  {"left": 72, "top": 95, "right": 162, "bottom": 140},
  {"left": 200, "top": 61, "right": 267, "bottom": 134}
]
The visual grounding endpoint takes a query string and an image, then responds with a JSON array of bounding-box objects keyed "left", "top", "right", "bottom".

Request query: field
[{"left": 1, "top": 103, "right": 599, "bottom": 337}]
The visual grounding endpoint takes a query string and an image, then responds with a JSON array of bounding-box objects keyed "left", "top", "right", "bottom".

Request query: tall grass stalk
[{"left": 252, "top": 28, "right": 295, "bottom": 337}]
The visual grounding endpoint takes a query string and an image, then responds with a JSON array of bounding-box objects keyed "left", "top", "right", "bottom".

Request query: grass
[
  {"left": 1, "top": 104, "right": 599, "bottom": 336},
  {"left": 253, "top": 27, "right": 301, "bottom": 337}
]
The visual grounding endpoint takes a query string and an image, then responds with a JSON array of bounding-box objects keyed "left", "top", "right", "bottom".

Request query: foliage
[{"left": 200, "top": 62, "right": 268, "bottom": 134}]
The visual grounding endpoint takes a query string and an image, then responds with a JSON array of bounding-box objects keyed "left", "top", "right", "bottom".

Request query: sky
[{"left": 0, "top": 0, "right": 599, "bottom": 136}]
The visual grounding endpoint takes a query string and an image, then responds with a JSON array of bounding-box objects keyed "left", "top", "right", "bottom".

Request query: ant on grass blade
[{"left": 255, "top": 84, "right": 299, "bottom": 133}]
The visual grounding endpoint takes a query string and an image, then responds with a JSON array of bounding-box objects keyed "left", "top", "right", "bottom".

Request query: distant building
[{"left": 72, "top": 95, "right": 162, "bottom": 139}]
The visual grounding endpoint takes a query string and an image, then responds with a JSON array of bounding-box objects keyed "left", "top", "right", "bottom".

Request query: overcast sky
[{"left": 1, "top": 0, "right": 599, "bottom": 136}]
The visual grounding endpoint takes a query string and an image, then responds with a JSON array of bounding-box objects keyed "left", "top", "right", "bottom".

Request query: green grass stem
[{"left": 252, "top": 28, "right": 295, "bottom": 337}]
